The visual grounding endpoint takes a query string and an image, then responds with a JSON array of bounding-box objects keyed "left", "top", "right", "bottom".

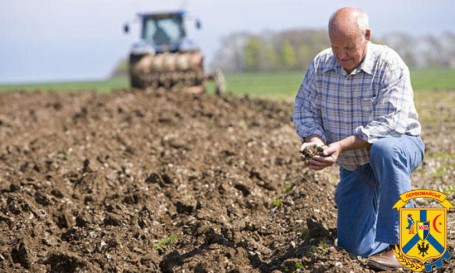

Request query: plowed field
[{"left": 0, "top": 89, "right": 454, "bottom": 272}]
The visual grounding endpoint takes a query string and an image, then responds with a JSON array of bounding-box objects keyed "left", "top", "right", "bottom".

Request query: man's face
[{"left": 329, "top": 29, "right": 369, "bottom": 73}]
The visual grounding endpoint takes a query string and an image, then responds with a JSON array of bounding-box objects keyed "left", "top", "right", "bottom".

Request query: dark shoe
[{"left": 367, "top": 246, "right": 404, "bottom": 271}]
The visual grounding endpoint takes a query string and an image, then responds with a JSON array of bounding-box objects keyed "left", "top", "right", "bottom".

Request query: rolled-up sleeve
[
  {"left": 355, "top": 60, "right": 413, "bottom": 143},
  {"left": 293, "top": 64, "right": 326, "bottom": 142}
]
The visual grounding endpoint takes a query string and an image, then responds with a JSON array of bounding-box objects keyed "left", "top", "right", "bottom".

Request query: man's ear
[{"left": 365, "top": 29, "right": 371, "bottom": 41}]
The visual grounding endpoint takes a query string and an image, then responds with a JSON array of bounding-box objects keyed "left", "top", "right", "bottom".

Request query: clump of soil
[
  {"left": 0, "top": 89, "right": 453, "bottom": 272},
  {"left": 300, "top": 144, "right": 328, "bottom": 160}
]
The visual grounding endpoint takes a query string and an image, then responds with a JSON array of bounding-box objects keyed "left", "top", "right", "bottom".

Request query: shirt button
[{"left": 346, "top": 100, "right": 350, "bottom": 104}]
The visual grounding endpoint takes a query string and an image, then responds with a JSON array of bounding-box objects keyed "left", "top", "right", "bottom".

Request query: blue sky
[{"left": 1, "top": 0, "right": 454, "bottom": 83}]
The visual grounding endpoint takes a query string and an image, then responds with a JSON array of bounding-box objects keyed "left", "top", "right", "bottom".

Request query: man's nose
[{"left": 337, "top": 49, "right": 347, "bottom": 59}]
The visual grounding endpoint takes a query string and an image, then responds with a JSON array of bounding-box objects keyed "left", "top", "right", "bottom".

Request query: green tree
[
  {"left": 243, "top": 37, "right": 263, "bottom": 71},
  {"left": 265, "top": 45, "right": 278, "bottom": 71},
  {"left": 281, "top": 40, "right": 297, "bottom": 69},
  {"left": 297, "top": 44, "right": 312, "bottom": 69}
]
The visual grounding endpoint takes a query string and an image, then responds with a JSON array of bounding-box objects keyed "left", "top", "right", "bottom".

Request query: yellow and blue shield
[
  {"left": 399, "top": 208, "right": 447, "bottom": 263},
  {"left": 417, "top": 221, "right": 430, "bottom": 241},
  {"left": 394, "top": 190, "right": 453, "bottom": 271}
]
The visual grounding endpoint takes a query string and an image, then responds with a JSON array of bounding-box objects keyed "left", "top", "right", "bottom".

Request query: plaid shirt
[{"left": 293, "top": 42, "right": 421, "bottom": 171}]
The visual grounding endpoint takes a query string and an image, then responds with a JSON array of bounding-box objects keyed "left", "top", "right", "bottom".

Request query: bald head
[
  {"left": 329, "top": 8, "right": 369, "bottom": 39},
  {"left": 328, "top": 8, "right": 371, "bottom": 73}
]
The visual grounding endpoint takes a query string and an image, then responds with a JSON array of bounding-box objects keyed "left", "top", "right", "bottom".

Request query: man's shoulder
[
  {"left": 367, "top": 42, "right": 410, "bottom": 81},
  {"left": 315, "top": 48, "right": 334, "bottom": 62},
  {"left": 313, "top": 48, "right": 337, "bottom": 71},
  {"left": 369, "top": 43, "right": 406, "bottom": 67}
]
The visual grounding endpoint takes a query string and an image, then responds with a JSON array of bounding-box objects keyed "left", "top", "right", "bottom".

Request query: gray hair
[
  {"left": 329, "top": 8, "right": 369, "bottom": 37},
  {"left": 357, "top": 10, "right": 369, "bottom": 36}
]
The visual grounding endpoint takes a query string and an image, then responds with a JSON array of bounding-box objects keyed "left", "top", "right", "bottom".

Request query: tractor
[{"left": 124, "top": 10, "right": 225, "bottom": 93}]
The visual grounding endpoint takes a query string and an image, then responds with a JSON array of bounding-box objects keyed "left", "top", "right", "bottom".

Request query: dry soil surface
[{"left": 0, "top": 89, "right": 454, "bottom": 273}]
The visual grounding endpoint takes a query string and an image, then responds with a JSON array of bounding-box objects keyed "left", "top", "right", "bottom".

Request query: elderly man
[{"left": 293, "top": 7, "right": 424, "bottom": 271}]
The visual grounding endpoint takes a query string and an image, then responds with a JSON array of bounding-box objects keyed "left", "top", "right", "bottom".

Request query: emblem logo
[{"left": 393, "top": 190, "right": 453, "bottom": 271}]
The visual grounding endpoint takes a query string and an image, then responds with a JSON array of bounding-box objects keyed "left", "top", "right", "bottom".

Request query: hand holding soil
[{"left": 299, "top": 143, "right": 329, "bottom": 160}]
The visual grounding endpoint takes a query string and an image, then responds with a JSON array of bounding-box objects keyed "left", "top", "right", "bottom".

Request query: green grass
[
  {"left": 0, "top": 77, "right": 129, "bottom": 93},
  {"left": 410, "top": 68, "right": 455, "bottom": 91},
  {"left": 224, "top": 68, "right": 455, "bottom": 97},
  {"left": 1, "top": 68, "right": 455, "bottom": 96},
  {"left": 222, "top": 71, "right": 303, "bottom": 98}
]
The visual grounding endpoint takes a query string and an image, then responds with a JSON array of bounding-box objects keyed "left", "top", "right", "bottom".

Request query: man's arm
[
  {"left": 355, "top": 55, "right": 419, "bottom": 143},
  {"left": 294, "top": 64, "right": 328, "bottom": 165},
  {"left": 333, "top": 135, "right": 372, "bottom": 152},
  {"left": 293, "top": 63, "right": 326, "bottom": 143}
]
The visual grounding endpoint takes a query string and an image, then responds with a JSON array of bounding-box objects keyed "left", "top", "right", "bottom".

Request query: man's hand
[
  {"left": 322, "top": 142, "right": 343, "bottom": 158},
  {"left": 299, "top": 135, "right": 370, "bottom": 171},
  {"left": 299, "top": 142, "right": 323, "bottom": 155},
  {"left": 299, "top": 141, "right": 325, "bottom": 161},
  {"left": 299, "top": 142, "right": 326, "bottom": 168},
  {"left": 305, "top": 142, "right": 342, "bottom": 171}
]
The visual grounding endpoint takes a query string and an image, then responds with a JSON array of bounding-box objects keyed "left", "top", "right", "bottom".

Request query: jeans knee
[{"left": 370, "top": 138, "right": 397, "bottom": 162}]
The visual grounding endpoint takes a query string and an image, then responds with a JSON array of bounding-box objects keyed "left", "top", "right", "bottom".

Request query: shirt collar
[
  {"left": 322, "top": 42, "right": 374, "bottom": 76},
  {"left": 357, "top": 42, "right": 374, "bottom": 75}
]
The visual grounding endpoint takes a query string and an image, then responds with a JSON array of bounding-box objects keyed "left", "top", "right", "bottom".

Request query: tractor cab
[
  {"left": 125, "top": 10, "right": 200, "bottom": 54},
  {"left": 141, "top": 11, "right": 185, "bottom": 52}
]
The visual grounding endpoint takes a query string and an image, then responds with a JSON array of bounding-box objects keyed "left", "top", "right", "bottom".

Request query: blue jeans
[{"left": 335, "top": 135, "right": 425, "bottom": 257}]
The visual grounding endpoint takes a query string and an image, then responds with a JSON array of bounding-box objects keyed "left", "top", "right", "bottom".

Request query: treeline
[
  {"left": 110, "top": 29, "right": 455, "bottom": 77},
  {"left": 381, "top": 32, "right": 455, "bottom": 69},
  {"left": 210, "top": 29, "right": 455, "bottom": 73},
  {"left": 210, "top": 29, "right": 329, "bottom": 73}
]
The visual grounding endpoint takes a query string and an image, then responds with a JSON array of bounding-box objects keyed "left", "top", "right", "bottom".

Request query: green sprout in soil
[
  {"left": 284, "top": 261, "right": 304, "bottom": 273},
  {"left": 272, "top": 199, "right": 282, "bottom": 207},
  {"left": 318, "top": 240, "right": 329, "bottom": 255},
  {"left": 294, "top": 261, "right": 304, "bottom": 269},
  {"left": 300, "top": 228, "right": 311, "bottom": 242},
  {"left": 154, "top": 235, "right": 179, "bottom": 250},
  {"left": 441, "top": 184, "right": 455, "bottom": 194},
  {"left": 57, "top": 151, "right": 69, "bottom": 160},
  {"left": 310, "top": 240, "right": 329, "bottom": 256},
  {"left": 283, "top": 182, "right": 295, "bottom": 194}
]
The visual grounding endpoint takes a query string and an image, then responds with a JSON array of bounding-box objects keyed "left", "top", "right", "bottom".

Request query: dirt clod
[{"left": 300, "top": 144, "right": 328, "bottom": 160}]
